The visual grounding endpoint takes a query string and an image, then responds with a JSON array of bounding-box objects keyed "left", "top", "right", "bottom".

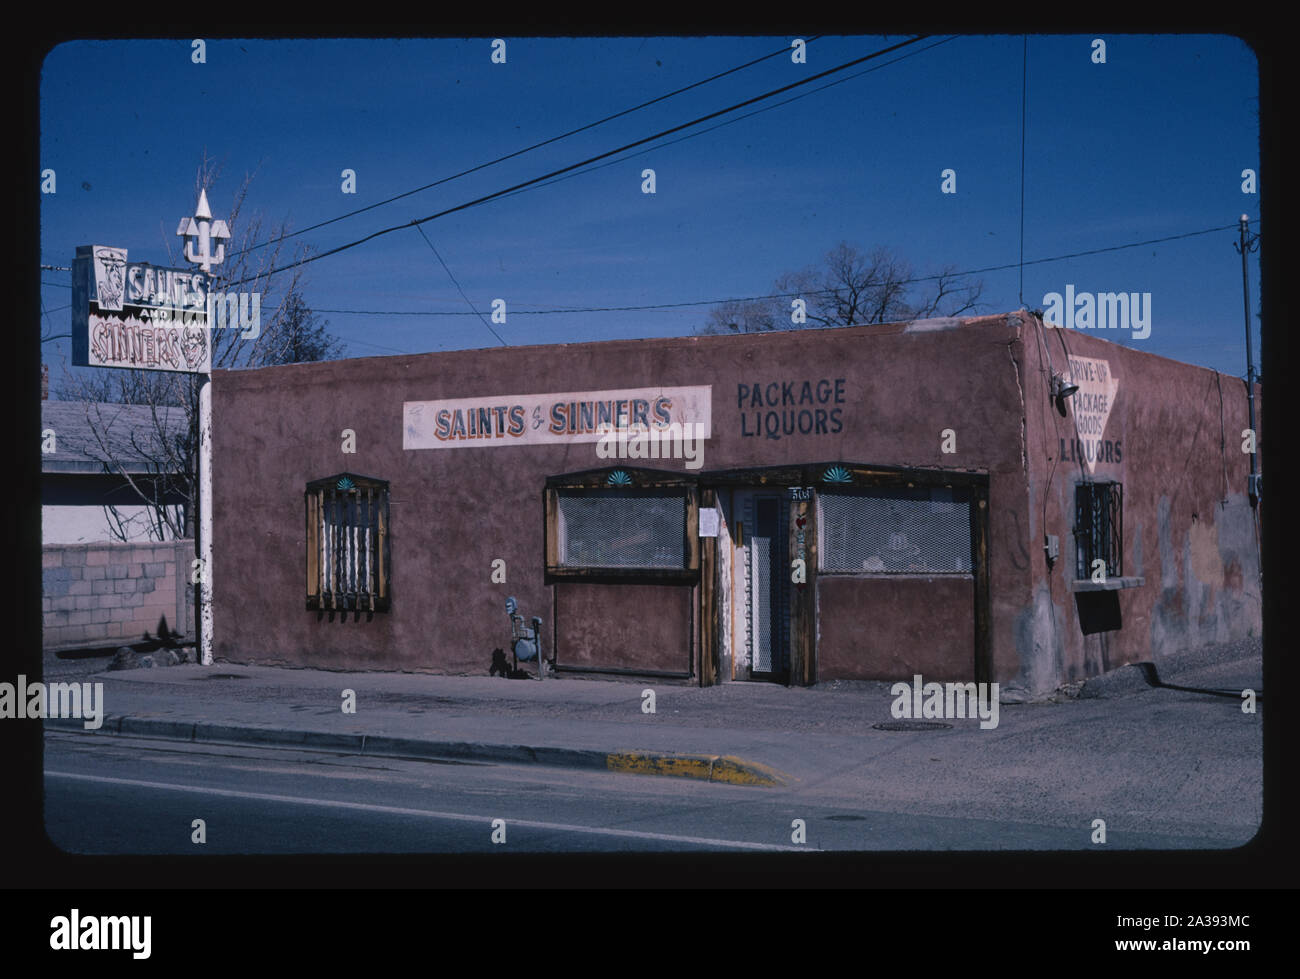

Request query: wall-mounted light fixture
[{"left": 1051, "top": 372, "right": 1079, "bottom": 401}]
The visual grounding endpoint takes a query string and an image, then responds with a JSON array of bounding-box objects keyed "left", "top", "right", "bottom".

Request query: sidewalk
[
  {"left": 42, "top": 637, "right": 1264, "bottom": 812},
  {"left": 46, "top": 661, "right": 905, "bottom": 786}
]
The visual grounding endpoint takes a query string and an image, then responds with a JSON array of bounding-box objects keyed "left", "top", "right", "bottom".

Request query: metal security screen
[
  {"left": 1075, "top": 481, "right": 1122, "bottom": 579},
  {"left": 557, "top": 489, "right": 687, "bottom": 570},
  {"left": 819, "top": 486, "right": 973, "bottom": 574}
]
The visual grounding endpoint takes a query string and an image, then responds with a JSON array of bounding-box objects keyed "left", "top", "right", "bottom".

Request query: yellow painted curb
[{"left": 605, "top": 751, "right": 790, "bottom": 787}]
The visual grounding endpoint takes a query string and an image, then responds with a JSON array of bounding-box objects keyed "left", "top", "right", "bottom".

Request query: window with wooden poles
[{"left": 306, "top": 473, "right": 391, "bottom": 611}]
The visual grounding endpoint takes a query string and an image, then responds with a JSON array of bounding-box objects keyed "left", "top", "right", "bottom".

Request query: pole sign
[{"left": 71, "top": 244, "right": 212, "bottom": 373}]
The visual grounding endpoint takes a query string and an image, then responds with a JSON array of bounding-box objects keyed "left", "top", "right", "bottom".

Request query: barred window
[
  {"left": 1075, "top": 481, "right": 1122, "bottom": 580},
  {"left": 306, "top": 473, "right": 390, "bottom": 611},
  {"left": 555, "top": 488, "right": 688, "bottom": 571},
  {"left": 819, "top": 486, "right": 973, "bottom": 574}
]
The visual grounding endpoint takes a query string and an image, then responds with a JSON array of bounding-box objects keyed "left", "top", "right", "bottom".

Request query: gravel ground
[{"left": 41, "top": 647, "right": 115, "bottom": 679}]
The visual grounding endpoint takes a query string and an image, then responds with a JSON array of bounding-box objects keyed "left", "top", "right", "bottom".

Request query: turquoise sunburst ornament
[
  {"left": 336, "top": 476, "right": 355, "bottom": 491},
  {"left": 607, "top": 470, "right": 633, "bottom": 487},
  {"left": 823, "top": 466, "right": 852, "bottom": 484}
]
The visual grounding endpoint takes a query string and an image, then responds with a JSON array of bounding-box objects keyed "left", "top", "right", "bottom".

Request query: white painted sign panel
[
  {"left": 1066, "top": 355, "right": 1119, "bottom": 474},
  {"left": 699, "top": 508, "right": 720, "bottom": 537},
  {"left": 72, "top": 244, "right": 212, "bottom": 374},
  {"left": 403, "top": 385, "right": 712, "bottom": 450}
]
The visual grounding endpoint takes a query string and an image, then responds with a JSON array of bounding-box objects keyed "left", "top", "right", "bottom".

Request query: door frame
[
  {"left": 698, "top": 462, "right": 990, "bottom": 687},
  {"left": 739, "top": 488, "right": 791, "bottom": 683}
]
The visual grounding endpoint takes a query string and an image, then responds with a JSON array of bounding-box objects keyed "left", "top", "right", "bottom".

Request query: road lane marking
[{"left": 45, "top": 771, "right": 816, "bottom": 851}]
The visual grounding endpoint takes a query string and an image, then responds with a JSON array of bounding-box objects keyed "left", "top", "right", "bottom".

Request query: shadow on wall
[
  {"left": 318, "top": 610, "right": 377, "bottom": 623},
  {"left": 1076, "top": 591, "right": 1121, "bottom": 635}
]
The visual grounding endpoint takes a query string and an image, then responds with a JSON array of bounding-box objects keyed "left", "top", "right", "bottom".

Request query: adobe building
[{"left": 210, "top": 311, "right": 1262, "bottom": 696}]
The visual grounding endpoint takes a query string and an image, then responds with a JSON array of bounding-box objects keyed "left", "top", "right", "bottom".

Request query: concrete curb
[
  {"left": 44, "top": 715, "right": 791, "bottom": 787},
  {"left": 606, "top": 751, "right": 790, "bottom": 786}
]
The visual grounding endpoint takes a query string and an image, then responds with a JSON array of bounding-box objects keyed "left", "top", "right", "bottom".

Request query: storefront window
[
  {"left": 819, "top": 486, "right": 973, "bottom": 574},
  {"left": 556, "top": 488, "right": 687, "bottom": 570}
]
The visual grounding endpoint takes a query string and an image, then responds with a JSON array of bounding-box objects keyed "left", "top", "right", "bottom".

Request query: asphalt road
[{"left": 44, "top": 731, "right": 1244, "bottom": 853}]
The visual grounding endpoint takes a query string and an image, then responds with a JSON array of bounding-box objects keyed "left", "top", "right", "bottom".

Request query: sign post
[
  {"left": 70, "top": 188, "right": 230, "bottom": 667},
  {"left": 196, "top": 374, "right": 212, "bottom": 665},
  {"left": 176, "top": 189, "right": 228, "bottom": 667}
]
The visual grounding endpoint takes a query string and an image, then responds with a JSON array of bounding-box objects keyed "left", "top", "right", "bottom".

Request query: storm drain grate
[
  {"left": 872, "top": 720, "right": 953, "bottom": 731},
  {"left": 204, "top": 673, "right": 249, "bottom": 680}
]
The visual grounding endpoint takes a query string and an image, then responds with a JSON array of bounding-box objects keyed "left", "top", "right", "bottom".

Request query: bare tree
[
  {"left": 56, "top": 151, "right": 343, "bottom": 542},
  {"left": 700, "top": 242, "right": 984, "bottom": 335},
  {"left": 256, "top": 291, "right": 345, "bottom": 366},
  {"left": 705, "top": 297, "right": 779, "bottom": 335}
]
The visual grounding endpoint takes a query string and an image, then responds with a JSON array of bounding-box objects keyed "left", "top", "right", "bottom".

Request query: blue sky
[{"left": 40, "top": 33, "right": 1261, "bottom": 378}]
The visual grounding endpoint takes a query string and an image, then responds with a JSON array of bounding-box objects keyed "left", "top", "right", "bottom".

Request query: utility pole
[{"left": 1233, "top": 215, "right": 1261, "bottom": 507}]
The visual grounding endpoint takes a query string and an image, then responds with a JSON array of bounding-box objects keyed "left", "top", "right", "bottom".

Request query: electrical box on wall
[{"left": 1045, "top": 535, "right": 1060, "bottom": 564}]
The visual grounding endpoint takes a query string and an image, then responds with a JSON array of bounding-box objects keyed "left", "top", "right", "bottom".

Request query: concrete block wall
[{"left": 42, "top": 540, "right": 194, "bottom": 649}]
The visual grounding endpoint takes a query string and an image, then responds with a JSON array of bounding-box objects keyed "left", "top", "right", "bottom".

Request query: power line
[
  {"left": 227, "top": 35, "right": 935, "bottom": 289},
  {"left": 254, "top": 35, "right": 945, "bottom": 254},
  {"left": 1018, "top": 34, "right": 1027, "bottom": 307},
  {"left": 40, "top": 294, "right": 54, "bottom": 343},
  {"left": 312, "top": 221, "right": 1245, "bottom": 318},
  {"left": 231, "top": 36, "right": 823, "bottom": 260},
  {"left": 411, "top": 225, "right": 507, "bottom": 347},
  {"left": 41, "top": 220, "right": 1252, "bottom": 355},
  {"left": 38, "top": 219, "right": 1254, "bottom": 330},
  {"left": 332, "top": 335, "right": 411, "bottom": 356},
  {"left": 39, "top": 295, "right": 71, "bottom": 344},
  {"left": 483, "top": 37, "right": 959, "bottom": 208},
  {"left": 44, "top": 38, "right": 941, "bottom": 292}
]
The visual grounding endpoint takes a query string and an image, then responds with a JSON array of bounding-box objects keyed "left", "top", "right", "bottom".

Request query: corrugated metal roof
[{"left": 41, "top": 401, "right": 189, "bottom": 475}]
